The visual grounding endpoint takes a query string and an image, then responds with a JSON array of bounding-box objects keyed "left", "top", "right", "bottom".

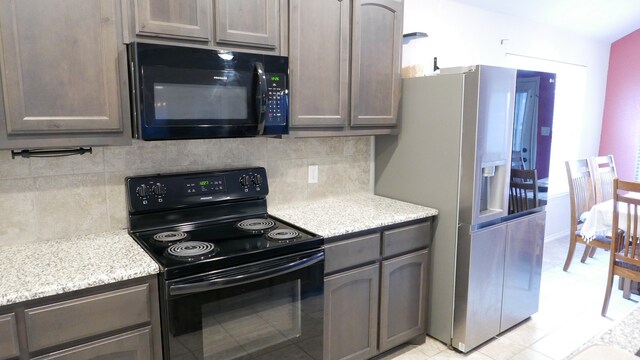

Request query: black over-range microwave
[{"left": 128, "top": 42, "right": 289, "bottom": 140}]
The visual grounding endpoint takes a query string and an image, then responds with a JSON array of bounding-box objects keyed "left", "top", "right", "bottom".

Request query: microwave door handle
[
  {"left": 254, "top": 62, "right": 268, "bottom": 135},
  {"left": 168, "top": 251, "right": 324, "bottom": 296}
]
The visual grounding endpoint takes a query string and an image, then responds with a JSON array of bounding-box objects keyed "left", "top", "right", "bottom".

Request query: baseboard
[{"left": 545, "top": 230, "right": 569, "bottom": 243}]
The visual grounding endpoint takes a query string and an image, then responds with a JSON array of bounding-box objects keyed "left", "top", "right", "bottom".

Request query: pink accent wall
[{"left": 599, "top": 28, "right": 640, "bottom": 180}]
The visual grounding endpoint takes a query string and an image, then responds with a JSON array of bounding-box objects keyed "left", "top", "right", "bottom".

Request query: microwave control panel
[{"left": 266, "top": 73, "right": 287, "bottom": 126}]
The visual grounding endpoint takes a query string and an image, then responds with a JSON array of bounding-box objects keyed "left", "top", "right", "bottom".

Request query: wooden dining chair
[
  {"left": 601, "top": 178, "right": 640, "bottom": 316},
  {"left": 509, "top": 168, "right": 538, "bottom": 214},
  {"left": 564, "top": 159, "right": 610, "bottom": 271},
  {"left": 591, "top": 155, "right": 617, "bottom": 204}
]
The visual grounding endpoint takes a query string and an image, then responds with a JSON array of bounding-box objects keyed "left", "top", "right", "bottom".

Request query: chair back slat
[
  {"left": 591, "top": 155, "right": 617, "bottom": 203},
  {"left": 509, "top": 169, "right": 538, "bottom": 214},
  {"left": 613, "top": 179, "right": 640, "bottom": 264},
  {"left": 566, "top": 159, "right": 595, "bottom": 225}
]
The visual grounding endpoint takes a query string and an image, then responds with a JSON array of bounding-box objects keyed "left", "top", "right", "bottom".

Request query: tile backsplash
[{"left": 0, "top": 137, "right": 372, "bottom": 245}]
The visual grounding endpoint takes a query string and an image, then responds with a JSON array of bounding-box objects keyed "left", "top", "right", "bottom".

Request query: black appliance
[
  {"left": 126, "top": 167, "right": 324, "bottom": 360},
  {"left": 128, "top": 42, "right": 289, "bottom": 140}
]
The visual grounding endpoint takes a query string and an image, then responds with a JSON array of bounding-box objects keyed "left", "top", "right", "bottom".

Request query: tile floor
[{"left": 377, "top": 237, "right": 640, "bottom": 360}]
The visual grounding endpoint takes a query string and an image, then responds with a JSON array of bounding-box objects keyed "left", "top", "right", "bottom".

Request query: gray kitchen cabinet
[
  {"left": 0, "top": 0, "right": 132, "bottom": 150},
  {"left": 289, "top": 0, "right": 350, "bottom": 128},
  {"left": 324, "top": 265, "right": 380, "bottom": 360},
  {"left": 214, "top": 0, "right": 280, "bottom": 50},
  {"left": 0, "top": 313, "right": 19, "bottom": 360},
  {"left": 133, "top": 0, "right": 212, "bottom": 41},
  {"left": 31, "top": 328, "right": 152, "bottom": 360},
  {"left": 379, "top": 250, "right": 428, "bottom": 352},
  {"left": 288, "top": 0, "right": 403, "bottom": 136},
  {"left": 0, "top": 276, "right": 161, "bottom": 360},
  {"left": 351, "top": 0, "right": 403, "bottom": 127},
  {"left": 323, "top": 219, "right": 431, "bottom": 360},
  {"left": 124, "top": 0, "right": 287, "bottom": 55}
]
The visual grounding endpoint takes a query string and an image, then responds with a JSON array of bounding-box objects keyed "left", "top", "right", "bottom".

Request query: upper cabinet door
[
  {"left": 214, "top": 0, "right": 279, "bottom": 49},
  {"left": 351, "top": 0, "right": 403, "bottom": 127},
  {"left": 0, "top": 0, "right": 128, "bottom": 138},
  {"left": 289, "top": 0, "right": 350, "bottom": 128},
  {"left": 134, "top": 0, "right": 212, "bottom": 41}
]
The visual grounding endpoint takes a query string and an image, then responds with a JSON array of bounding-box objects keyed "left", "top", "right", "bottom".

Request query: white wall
[{"left": 403, "top": 0, "right": 611, "bottom": 240}]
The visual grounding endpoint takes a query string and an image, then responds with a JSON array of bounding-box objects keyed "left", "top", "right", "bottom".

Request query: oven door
[{"left": 163, "top": 249, "right": 324, "bottom": 360}]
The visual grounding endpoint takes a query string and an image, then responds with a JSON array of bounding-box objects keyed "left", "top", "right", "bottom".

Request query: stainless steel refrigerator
[{"left": 375, "top": 65, "right": 546, "bottom": 352}]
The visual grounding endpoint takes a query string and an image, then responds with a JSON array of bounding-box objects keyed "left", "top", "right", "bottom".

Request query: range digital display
[{"left": 185, "top": 177, "right": 226, "bottom": 194}]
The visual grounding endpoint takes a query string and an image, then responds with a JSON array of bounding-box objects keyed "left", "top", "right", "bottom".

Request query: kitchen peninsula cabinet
[
  {"left": 0, "top": 0, "right": 131, "bottom": 151},
  {"left": 0, "top": 276, "right": 161, "bottom": 360},
  {"left": 288, "top": 0, "right": 403, "bottom": 136},
  {"left": 124, "top": 0, "right": 288, "bottom": 55},
  {"left": 324, "top": 220, "right": 430, "bottom": 360}
]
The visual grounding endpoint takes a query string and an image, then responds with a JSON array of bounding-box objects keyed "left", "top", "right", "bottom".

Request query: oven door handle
[{"left": 169, "top": 251, "right": 324, "bottom": 296}]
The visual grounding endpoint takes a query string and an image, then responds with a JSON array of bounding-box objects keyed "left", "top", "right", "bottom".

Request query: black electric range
[
  {"left": 126, "top": 167, "right": 325, "bottom": 360},
  {"left": 126, "top": 167, "right": 324, "bottom": 280}
]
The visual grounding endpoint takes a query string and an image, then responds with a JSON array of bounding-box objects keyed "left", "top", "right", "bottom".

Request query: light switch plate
[{"left": 308, "top": 165, "right": 318, "bottom": 183}]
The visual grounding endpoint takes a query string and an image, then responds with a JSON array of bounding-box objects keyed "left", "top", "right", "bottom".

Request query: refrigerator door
[
  {"left": 458, "top": 66, "right": 516, "bottom": 227},
  {"left": 501, "top": 211, "right": 546, "bottom": 331},
  {"left": 452, "top": 222, "right": 506, "bottom": 352}
]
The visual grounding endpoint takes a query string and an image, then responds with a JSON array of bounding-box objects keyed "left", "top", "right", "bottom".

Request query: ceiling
[{"left": 449, "top": 0, "right": 640, "bottom": 42}]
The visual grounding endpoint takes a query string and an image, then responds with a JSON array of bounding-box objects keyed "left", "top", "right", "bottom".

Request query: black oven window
[
  {"left": 154, "top": 83, "right": 248, "bottom": 120},
  {"left": 168, "top": 274, "right": 323, "bottom": 360},
  {"left": 201, "top": 280, "right": 301, "bottom": 359}
]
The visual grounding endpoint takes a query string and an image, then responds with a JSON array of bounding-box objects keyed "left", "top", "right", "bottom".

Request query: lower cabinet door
[
  {"left": 379, "top": 250, "right": 428, "bottom": 352},
  {"left": 32, "top": 327, "right": 152, "bottom": 360},
  {"left": 324, "top": 264, "right": 380, "bottom": 360}
]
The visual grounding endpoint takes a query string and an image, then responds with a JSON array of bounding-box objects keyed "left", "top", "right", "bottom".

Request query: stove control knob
[
  {"left": 136, "top": 184, "right": 149, "bottom": 198},
  {"left": 152, "top": 183, "right": 166, "bottom": 196},
  {"left": 252, "top": 174, "right": 262, "bottom": 186},
  {"left": 239, "top": 175, "right": 250, "bottom": 187}
]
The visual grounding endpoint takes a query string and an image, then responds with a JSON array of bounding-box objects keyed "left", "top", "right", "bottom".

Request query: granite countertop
[
  {"left": 269, "top": 193, "right": 438, "bottom": 238},
  {"left": 0, "top": 230, "right": 159, "bottom": 307}
]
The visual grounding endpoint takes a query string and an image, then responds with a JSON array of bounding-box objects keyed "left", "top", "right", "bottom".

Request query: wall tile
[
  {"left": 266, "top": 138, "right": 308, "bottom": 160},
  {"left": 305, "top": 137, "right": 345, "bottom": 157},
  {"left": 104, "top": 139, "right": 168, "bottom": 173},
  {"left": 265, "top": 159, "right": 308, "bottom": 206},
  {"left": 0, "top": 178, "right": 36, "bottom": 244},
  {"left": 0, "top": 136, "right": 372, "bottom": 245},
  {"left": 105, "top": 171, "right": 130, "bottom": 230},
  {"left": 0, "top": 151, "right": 31, "bottom": 179},
  {"left": 33, "top": 173, "right": 109, "bottom": 241},
  {"left": 30, "top": 148, "right": 105, "bottom": 176}
]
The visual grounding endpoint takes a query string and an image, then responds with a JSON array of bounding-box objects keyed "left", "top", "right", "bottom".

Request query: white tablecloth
[{"left": 580, "top": 199, "right": 637, "bottom": 241}]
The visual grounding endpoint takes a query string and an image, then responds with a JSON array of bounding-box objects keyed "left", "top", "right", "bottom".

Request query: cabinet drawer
[
  {"left": 382, "top": 222, "right": 430, "bottom": 258},
  {"left": 32, "top": 327, "right": 152, "bottom": 360},
  {"left": 26, "top": 284, "right": 151, "bottom": 351},
  {"left": 325, "top": 233, "right": 380, "bottom": 274},
  {"left": 0, "top": 313, "right": 19, "bottom": 360}
]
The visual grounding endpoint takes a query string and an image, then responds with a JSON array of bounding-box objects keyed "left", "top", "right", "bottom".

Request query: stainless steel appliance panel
[
  {"left": 501, "top": 211, "right": 545, "bottom": 331},
  {"left": 459, "top": 66, "right": 516, "bottom": 227},
  {"left": 375, "top": 74, "right": 465, "bottom": 343},
  {"left": 452, "top": 223, "right": 506, "bottom": 352}
]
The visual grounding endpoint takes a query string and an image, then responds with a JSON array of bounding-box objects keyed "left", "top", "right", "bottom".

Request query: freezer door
[
  {"left": 452, "top": 223, "right": 506, "bottom": 352},
  {"left": 501, "top": 211, "right": 545, "bottom": 331}
]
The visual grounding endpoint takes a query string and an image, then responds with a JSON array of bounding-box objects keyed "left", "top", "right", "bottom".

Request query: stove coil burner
[
  {"left": 153, "top": 231, "right": 189, "bottom": 243},
  {"left": 236, "top": 218, "right": 276, "bottom": 233},
  {"left": 165, "top": 241, "right": 218, "bottom": 261},
  {"left": 266, "top": 229, "right": 300, "bottom": 242}
]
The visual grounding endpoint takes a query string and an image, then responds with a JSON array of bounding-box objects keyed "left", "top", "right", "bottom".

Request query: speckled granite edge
[
  {"left": 0, "top": 230, "right": 159, "bottom": 307},
  {"left": 269, "top": 193, "right": 438, "bottom": 238},
  {"left": 571, "top": 305, "right": 640, "bottom": 358}
]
